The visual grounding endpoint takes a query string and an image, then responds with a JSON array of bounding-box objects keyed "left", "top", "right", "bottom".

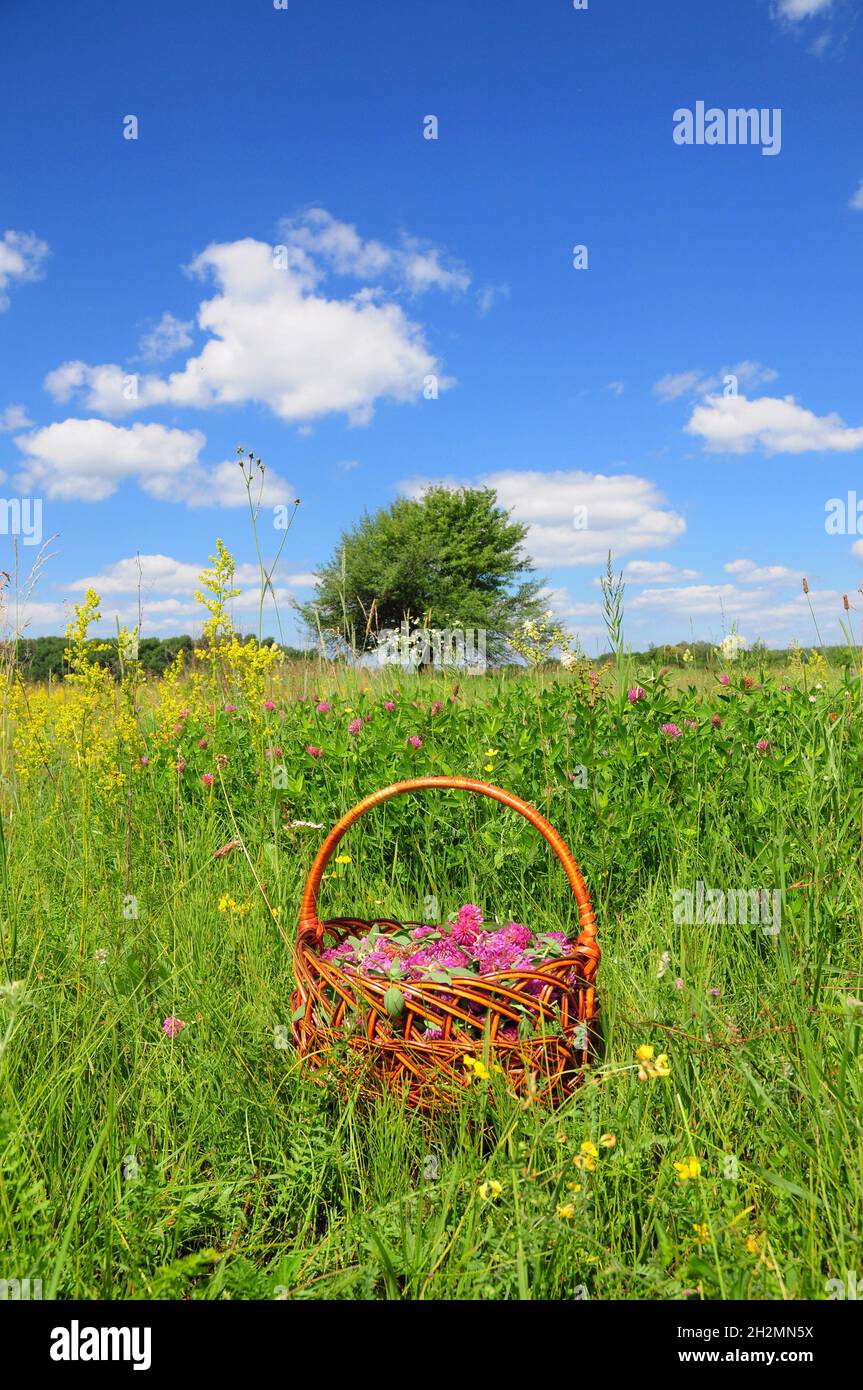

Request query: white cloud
[
  {"left": 14, "top": 420, "right": 203, "bottom": 502},
  {"left": 399, "top": 469, "right": 686, "bottom": 567},
  {"left": 773, "top": 0, "right": 832, "bottom": 18},
  {"left": 55, "top": 553, "right": 316, "bottom": 638},
  {"left": 43, "top": 361, "right": 89, "bottom": 402},
  {"left": 849, "top": 179, "right": 863, "bottom": 211},
  {"left": 276, "top": 209, "right": 390, "bottom": 281},
  {"left": 136, "top": 311, "right": 194, "bottom": 362},
  {"left": 0, "top": 405, "right": 32, "bottom": 432},
  {"left": 45, "top": 223, "right": 449, "bottom": 426},
  {"left": 5, "top": 599, "right": 72, "bottom": 629},
  {"left": 851, "top": 539, "right": 863, "bottom": 561},
  {"left": 68, "top": 554, "right": 319, "bottom": 597},
  {"left": 12, "top": 418, "right": 295, "bottom": 505},
  {"left": 622, "top": 559, "right": 700, "bottom": 581},
  {"left": 539, "top": 585, "right": 603, "bottom": 622},
  {"left": 605, "top": 380, "right": 625, "bottom": 397},
  {"left": 232, "top": 584, "right": 301, "bottom": 611},
  {"left": 4, "top": 592, "right": 202, "bottom": 636},
  {"left": 728, "top": 363, "right": 779, "bottom": 391},
  {"left": 400, "top": 246, "right": 470, "bottom": 296},
  {"left": 685, "top": 392, "right": 863, "bottom": 455},
  {"left": 278, "top": 208, "right": 471, "bottom": 297},
  {"left": 653, "top": 361, "right": 778, "bottom": 403},
  {"left": 630, "top": 580, "right": 845, "bottom": 637},
  {"left": 476, "top": 283, "right": 510, "bottom": 316},
  {"left": 629, "top": 584, "right": 764, "bottom": 618},
  {"left": 653, "top": 369, "right": 706, "bottom": 403},
  {"left": 724, "top": 559, "right": 799, "bottom": 583},
  {"left": 68, "top": 554, "right": 203, "bottom": 595},
  {"left": 43, "top": 361, "right": 132, "bottom": 412},
  {"left": 156, "top": 458, "right": 292, "bottom": 509},
  {"left": 0, "top": 230, "right": 50, "bottom": 311}
]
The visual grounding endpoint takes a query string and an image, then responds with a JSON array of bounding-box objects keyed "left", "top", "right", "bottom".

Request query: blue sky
[{"left": 1, "top": 0, "right": 861, "bottom": 653}]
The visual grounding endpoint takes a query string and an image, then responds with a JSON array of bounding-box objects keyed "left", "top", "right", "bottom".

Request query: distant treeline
[
  {"left": 3, "top": 633, "right": 853, "bottom": 682},
  {"left": 588, "top": 641, "right": 851, "bottom": 669},
  {"left": 4, "top": 635, "right": 316, "bottom": 682}
]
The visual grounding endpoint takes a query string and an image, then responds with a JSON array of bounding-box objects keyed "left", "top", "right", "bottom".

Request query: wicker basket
[{"left": 290, "top": 776, "right": 600, "bottom": 1107}]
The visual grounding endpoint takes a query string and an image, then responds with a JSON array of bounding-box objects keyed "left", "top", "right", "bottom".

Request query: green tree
[{"left": 301, "top": 486, "right": 542, "bottom": 661}]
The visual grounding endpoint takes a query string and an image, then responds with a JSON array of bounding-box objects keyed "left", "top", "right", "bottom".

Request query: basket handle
[{"left": 298, "top": 776, "right": 598, "bottom": 958}]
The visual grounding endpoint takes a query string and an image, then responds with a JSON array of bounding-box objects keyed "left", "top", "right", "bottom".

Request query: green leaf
[{"left": 383, "top": 987, "right": 405, "bottom": 1018}]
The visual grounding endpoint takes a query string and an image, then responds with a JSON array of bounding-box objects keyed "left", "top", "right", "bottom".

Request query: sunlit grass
[{"left": 0, "top": 652, "right": 860, "bottom": 1299}]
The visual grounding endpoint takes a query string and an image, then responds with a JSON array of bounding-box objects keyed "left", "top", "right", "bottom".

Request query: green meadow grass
[{"left": 1, "top": 659, "right": 861, "bottom": 1300}]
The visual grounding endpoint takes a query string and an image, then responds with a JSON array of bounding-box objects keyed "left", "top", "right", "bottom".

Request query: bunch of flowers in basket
[{"left": 320, "top": 903, "right": 577, "bottom": 991}]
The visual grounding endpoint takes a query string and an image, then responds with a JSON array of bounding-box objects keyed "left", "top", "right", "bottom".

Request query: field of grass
[{"left": 1, "top": 615, "right": 861, "bottom": 1300}]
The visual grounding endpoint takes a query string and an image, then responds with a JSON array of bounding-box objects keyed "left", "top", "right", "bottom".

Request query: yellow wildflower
[
  {"left": 556, "top": 1203, "right": 576, "bottom": 1219},
  {"left": 463, "top": 1054, "right": 492, "bottom": 1082},
  {"left": 574, "top": 1141, "right": 599, "bottom": 1172},
  {"left": 673, "top": 1157, "right": 702, "bottom": 1182},
  {"left": 693, "top": 1223, "right": 710, "bottom": 1243},
  {"left": 479, "top": 1180, "right": 502, "bottom": 1201},
  {"left": 599, "top": 1133, "right": 617, "bottom": 1148},
  {"left": 637, "top": 1047, "right": 671, "bottom": 1080},
  {"left": 218, "top": 894, "right": 254, "bottom": 917}
]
